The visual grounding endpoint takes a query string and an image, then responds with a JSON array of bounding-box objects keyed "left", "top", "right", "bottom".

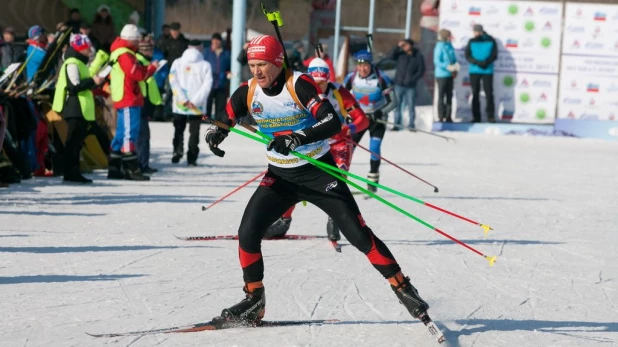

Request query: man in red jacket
[{"left": 108, "top": 24, "right": 158, "bottom": 181}]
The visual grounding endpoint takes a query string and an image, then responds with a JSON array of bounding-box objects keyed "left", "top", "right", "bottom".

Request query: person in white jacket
[{"left": 169, "top": 39, "right": 213, "bottom": 166}]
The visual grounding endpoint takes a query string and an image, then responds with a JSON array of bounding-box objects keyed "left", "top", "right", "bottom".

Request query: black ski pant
[
  {"left": 238, "top": 153, "right": 401, "bottom": 283},
  {"left": 470, "top": 73, "right": 495, "bottom": 122},
  {"left": 206, "top": 87, "right": 228, "bottom": 122},
  {"left": 436, "top": 77, "right": 454, "bottom": 122},
  {"left": 64, "top": 117, "right": 87, "bottom": 176},
  {"left": 172, "top": 114, "right": 201, "bottom": 163},
  {"left": 351, "top": 115, "right": 386, "bottom": 173}
]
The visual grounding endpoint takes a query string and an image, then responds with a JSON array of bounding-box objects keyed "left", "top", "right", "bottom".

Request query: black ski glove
[
  {"left": 205, "top": 127, "right": 228, "bottom": 157},
  {"left": 267, "top": 133, "right": 302, "bottom": 156}
]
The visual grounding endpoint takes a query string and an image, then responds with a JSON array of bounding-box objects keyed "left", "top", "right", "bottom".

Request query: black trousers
[
  {"left": 470, "top": 73, "right": 495, "bottom": 122},
  {"left": 172, "top": 114, "right": 201, "bottom": 163},
  {"left": 239, "top": 154, "right": 401, "bottom": 283},
  {"left": 206, "top": 87, "right": 228, "bottom": 122},
  {"left": 436, "top": 77, "right": 454, "bottom": 122},
  {"left": 64, "top": 118, "right": 87, "bottom": 176},
  {"left": 351, "top": 115, "right": 386, "bottom": 173}
]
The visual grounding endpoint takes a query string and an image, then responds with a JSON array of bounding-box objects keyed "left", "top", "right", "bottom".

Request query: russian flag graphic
[
  {"left": 587, "top": 83, "right": 600, "bottom": 92},
  {"left": 506, "top": 39, "right": 519, "bottom": 48},
  {"left": 469, "top": 7, "right": 481, "bottom": 15},
  {"left": 594, "top": 12, "right": 606, "bottom": 21},
  {"left": 462, "top": 76, "right": 471, "bottom": 86}
]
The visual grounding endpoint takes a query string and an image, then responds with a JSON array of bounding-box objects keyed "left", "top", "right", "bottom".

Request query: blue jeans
[
  {"left": 111, "top": 107, "right": 141, "bottom": 153},
  {"left": 393, "top": 85, "right": 416, "bottom": 128}
]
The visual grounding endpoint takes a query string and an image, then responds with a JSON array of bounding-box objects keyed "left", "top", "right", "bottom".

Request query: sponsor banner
[
  {"left": 558, "top": 3, "right": 618, "bottom": 121},
  {"left": 439, "top": 0, "right": 562, "bottom": 123},
  {"left": 561, "top": 3, "right": 618, "bottom": 58},
  {"left": 451, "top": 70, "right": 557, "bottom": 123}
]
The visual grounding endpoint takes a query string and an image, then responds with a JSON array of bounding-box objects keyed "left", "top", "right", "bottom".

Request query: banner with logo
[
  {"left": 438, "top": 0, "right": 563, "bottom": 124},
  {"left": 557, "top": 3, "right": 618, "bottom": 121}
]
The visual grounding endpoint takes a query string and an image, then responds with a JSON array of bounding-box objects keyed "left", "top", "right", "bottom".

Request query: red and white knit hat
[
  {"left": 70, "top": 34, "right": 92, "bottom": 52},
  {"left": 246, "top": 35, "right": 284, "bottom": 67}
]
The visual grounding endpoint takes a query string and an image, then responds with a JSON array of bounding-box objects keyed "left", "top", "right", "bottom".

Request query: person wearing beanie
[
  {"left": 66, "top": 8, "right": 82, "bottom": 34},
  {"left": 135, "top": 34, "right": 162, "bottom": 174},
  {"left": 344, "top": 49, "right": 397, "bottom": 193},
  {"left": 25, "top": 25, "right": 48, "bottom": 82},
  {"left": 465, "top": 24, "right": 498, "bottom": 123},
  {"left": 107, "top": 24, "right": 158, "bottom": 181},
  {"left": 79, "top": 23, "right": 100, "bottom": 52},
  {"left": 169, "top": 39, "right": 212, "bottom": 166},
  {"left": 202, "top": 32, "right": 231, "bottom": 122},
  {"left": 159, "top": 22, "right": 188, "bottom": 66},
  {"left": 387, "top": 38, "right": 425, "bottom": 130},
  {"left": 204, "top": 35, "right": 432, "bottom": 329},
  {"left": 434, "top": 29, "right": 458, "bottom": 123},
  {"left": 52, "top": 34, "right": 104, "bottom": 183},
  {"left": 1, "top": 27, "right": 21, "bottom": 70},
  {"left": 263, "top": 57, "right": 369, "bottom": 240},
  {"left": 302, "top": 43, "right": 336, "bottom": 82},
  {"left": 91, "top": 5, "right": 115, "bottom": 53}
]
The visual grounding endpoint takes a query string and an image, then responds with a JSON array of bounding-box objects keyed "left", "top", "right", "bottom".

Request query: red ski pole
[
  {"left": 350, "top": 139, "right": 439, "bottom": 193},
  {"left": 201, "top": 170, "right": 267, "bottom": 211}
]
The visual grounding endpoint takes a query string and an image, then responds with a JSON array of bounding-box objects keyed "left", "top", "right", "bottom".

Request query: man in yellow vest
[
  {"left": 108, "top": 24, "right": 158, "bottom": 181},
  {"left": 52, "top": 34, "right": 104, "bottom": 183},
  {"left": 136, "top": 34, "right": 162, "bottom": 174}
]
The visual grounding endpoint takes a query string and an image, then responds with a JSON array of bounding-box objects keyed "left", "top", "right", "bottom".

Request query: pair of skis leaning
[
  {"left": 175, "top": 234, "right": 342, "bottom": 253},
  {"left": 88, "top": 315, "right": 445, "bottom": 343}
]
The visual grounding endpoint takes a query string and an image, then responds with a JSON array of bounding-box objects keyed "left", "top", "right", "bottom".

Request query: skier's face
[
  {"left": 357, "top": 62, "right": 371, "bottom": 78},
  {"left": 249, "top": 60, "right": 282, "bottom": 88}
]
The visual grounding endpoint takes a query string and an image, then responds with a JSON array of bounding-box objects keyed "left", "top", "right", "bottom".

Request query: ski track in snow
[{"left": 1, "top": 123, "right": 617, "bottom": 346}]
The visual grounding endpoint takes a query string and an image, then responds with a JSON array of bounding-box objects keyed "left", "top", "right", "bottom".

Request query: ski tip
[{"left": 485, "top": 255, "right": 497, "bottom": 267}]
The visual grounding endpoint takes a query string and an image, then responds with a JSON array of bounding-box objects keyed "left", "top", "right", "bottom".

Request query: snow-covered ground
[{"left": 1, "top": 122, "right": 617, "bottom": 347}]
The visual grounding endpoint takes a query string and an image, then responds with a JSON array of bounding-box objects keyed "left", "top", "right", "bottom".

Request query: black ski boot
[
  {"left": 389, "top": 273, "right": 429, "bottom": 319},
  {"left": 367, "top": 172, "right": 379, "bottom": 193},
  {"left": 264, "top": 217, "right": 291, "bottom": 238},
  {"left": 326, "top": 217, "right": 341, "bottom": 241},
  {"left": 64, "top": 168, "right": 93, "bottom": 184},
  {"left": 219, "top": 282, "right": 266, "bottom": 326},
  {"left": 122, "top": 153, "right": 150, "bottom": 181},
  {"left": 107, "top": 152, "right": 124, "bottom": 179}
]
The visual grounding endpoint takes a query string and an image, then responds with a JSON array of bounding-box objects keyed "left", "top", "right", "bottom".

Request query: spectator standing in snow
[
  {"left": 465, "top": 24, "right": 498, "bottom": 123},
  {"left": 433, "top": 29, "right": 458, "bottom": 123},
  {"left": 387, "top": 39, "right": 425, "bottom": 130},
  {"left": 202, "top": 32, "right": 230, "bottom": 122},
  {"left": 169, "top": 40, "right": 213, "bottom": 166}
]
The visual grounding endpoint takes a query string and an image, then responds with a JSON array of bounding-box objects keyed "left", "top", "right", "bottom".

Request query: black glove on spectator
[
  {"left": 267, "top": 133, "right": 302, "bottom": 156},
  {"left": 205, "top": 127, "right": 228, "bottom": 157}
]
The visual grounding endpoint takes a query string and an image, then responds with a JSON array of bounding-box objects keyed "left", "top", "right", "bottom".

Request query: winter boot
[
  {"left": 0, "top": 159, "right": 20, "bottom": 184},
  {"left": 171, "top": 149, "right": 182, "bottom": 164},
  {"left": 122, "top": 153, "right": 150, "bottom": 181},
  {"left": 220, "top": 282, "right": 266, "bottom": 326},
  {"left": 367, "top": 172, "right": 379, "bottom": 193},
  {"left": 264, "top": 217, "right": 292, "bottom": 238},
  {"left": 389, "top": 272, "right": 429, "bottom": 319},
  {"left": 64, "top": 167, "right": 93, "bottom": 184},
  {"left": 326, "top": 217, "right": 341, "bottom": 241},
  {"left": 107, "top": 152, "right": 124, "bottom": 179}
]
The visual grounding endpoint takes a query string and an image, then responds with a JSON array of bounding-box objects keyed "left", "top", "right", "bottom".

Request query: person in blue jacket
[
  {"left": 25, "top": 26, "right": 48, "bottom": 83},
  {"left": 433, "top": 29, "right": 458, "bottom": 123},
  {"left": 202, "top": 32, "right": 231, "bottom": 122},
  {"left": 465, "top": 24, "right": 498, "bottom": 123}
]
